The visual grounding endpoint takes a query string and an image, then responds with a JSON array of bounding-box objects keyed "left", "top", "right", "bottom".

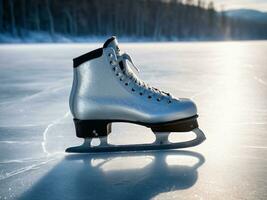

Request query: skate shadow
[{"left": 19, "top": 150, "right": 205, "bottom": 200}]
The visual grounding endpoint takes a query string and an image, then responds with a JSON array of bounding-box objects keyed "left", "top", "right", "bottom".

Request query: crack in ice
[
  {"left": 0, "top": 158, "right": 56, "bottom": 181},
  {"left": 0, "top": 157, "right": 48, "bottom": 164},
  {"left": 0, "top": 141, "right": 35, "bottom": 144},
  {"left": 41, "top": 111, "right": 70, "bottom": 156}
]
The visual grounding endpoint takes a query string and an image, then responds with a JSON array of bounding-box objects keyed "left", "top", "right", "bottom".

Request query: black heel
[{"left": 73, "top": 119, "right": 112, "bottom": 138}]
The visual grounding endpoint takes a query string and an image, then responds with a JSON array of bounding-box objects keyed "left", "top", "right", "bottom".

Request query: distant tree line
[{"left": 0, "top": 0, "right": 266, "bottom": 41}]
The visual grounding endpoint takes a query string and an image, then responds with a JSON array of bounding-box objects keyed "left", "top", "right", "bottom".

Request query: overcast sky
[{"left": 212, "top": 0, "right": 267, "bottom": 11}]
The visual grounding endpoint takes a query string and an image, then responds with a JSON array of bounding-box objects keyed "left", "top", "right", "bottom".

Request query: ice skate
[{"left": 66, "top": 36, "right": 206, "bottom": 153}]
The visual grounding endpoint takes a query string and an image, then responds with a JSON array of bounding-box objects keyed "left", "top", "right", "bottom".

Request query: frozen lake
[{"left": 0, "top": 41, "right": 267, "bottom": 200}]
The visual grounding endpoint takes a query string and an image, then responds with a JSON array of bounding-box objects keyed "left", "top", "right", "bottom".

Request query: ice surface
[{"left": 0, "top": 41, "right": 267, "bottom": 199}]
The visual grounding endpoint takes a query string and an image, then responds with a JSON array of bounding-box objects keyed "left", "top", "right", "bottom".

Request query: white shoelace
[{"left": 113, "top": 52, "right": 173, "bottom": 103}]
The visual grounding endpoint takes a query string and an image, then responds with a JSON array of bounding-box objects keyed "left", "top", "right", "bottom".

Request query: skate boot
[{"left": 66, "top": 36, "right": 206, "bottom": 153}]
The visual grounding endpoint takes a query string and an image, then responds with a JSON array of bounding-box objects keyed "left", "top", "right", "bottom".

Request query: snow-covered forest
[{"left": 0, "top": 0, "right": 267, "bottom": 42}]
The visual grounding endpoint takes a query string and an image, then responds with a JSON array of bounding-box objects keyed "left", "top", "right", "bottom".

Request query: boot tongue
[{"left": 103, "top": 36, "right": 120, "bottom": 55}]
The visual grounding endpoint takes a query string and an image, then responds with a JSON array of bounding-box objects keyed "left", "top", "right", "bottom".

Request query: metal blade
[{"left": 65, "top": 128, "right": 206, "bottom": 153}]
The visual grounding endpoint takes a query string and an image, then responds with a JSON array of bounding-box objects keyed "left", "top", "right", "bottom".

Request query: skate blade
[{"left": 65, "top": 128, "right": 206, "bottom": 153}]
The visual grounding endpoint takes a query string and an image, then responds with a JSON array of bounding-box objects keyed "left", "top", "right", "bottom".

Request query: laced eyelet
[
  {"left": 157, "top": 98, "right": 161, "bottom": 102},
  {"left": 120, "top": 78, "right": 123, "bottom": 81},
  {"left": 113, "top": 67, "right": 116, "bottom": 71},
  {"left": 131, "top": 88, "right": 135, "bottom": 92},
  {"left": 108, "top": 53, "right": 113, "bottom": 58},
  {"left": 110, "top": 60, "right": 116, "bottom": 65}
]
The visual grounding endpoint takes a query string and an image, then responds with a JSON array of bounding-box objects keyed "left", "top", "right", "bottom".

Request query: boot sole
[{"left": 73, "top": 115, "right": 199, "bottom": 138}]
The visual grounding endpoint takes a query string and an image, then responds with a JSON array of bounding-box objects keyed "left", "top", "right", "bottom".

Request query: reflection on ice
[
  {"left": 99, "top": 156, "right": 154, "bottom": 171},
  {"left": 166, "top": 155, "right": 199, "bottom": 167},
  {"left": 13, "top": 150, "right": 205, "bottom": 200}
]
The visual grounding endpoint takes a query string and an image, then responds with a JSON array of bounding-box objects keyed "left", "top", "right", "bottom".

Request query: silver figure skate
[{"left": 66, "top": 36, "right": 206, "bottom": 153}]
